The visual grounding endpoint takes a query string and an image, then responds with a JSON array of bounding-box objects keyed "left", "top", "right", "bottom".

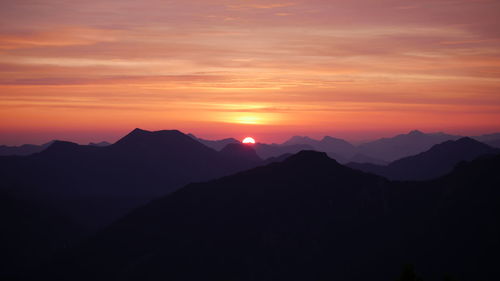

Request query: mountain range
[
  {"left": 189, "top": 130, "right": 500, "bottom": 164},
  {"left": 1, "top": 128, "right": 500, "bottom": 281},
  {"left": 348, "top": 137, "right": 499, "bottom": 181},
  {"left": 44, "top": 151, "right": 500, "bottom": 281},
  {"left": 4, "top": 130, "right": 500, "bottom": 164}
]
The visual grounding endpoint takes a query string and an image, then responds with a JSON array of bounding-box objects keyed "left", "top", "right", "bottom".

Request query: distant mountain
[
  {"left": 348, "top": 137, "right": 499, "bottom": 180},
  {"left": 0, "top": 140, "right": 54, "bottom": 156},
  {"left": 485, "top": 138, "right": 500, "bottom": 148},
  {"left": 253, "top": 143, "right": 313, "bottom": 159},
  {"left": 283, "top": 135, "right": 356, "bottom": 158},
  {"left": 357, "top": 130, "right": 461, "bottom": 162},
  {"left": 471, "top": 132, "right": 500, "bottom": 148},
  {"left": 349, "top": 153, "right": 388, "bottom": 165},
  {"left": 473, "top": 132, "right": 500, "bottom": 143},
  {"left": 47, "top": 151, "right": 500, "bottom": 281},
  {"left": 88, "top": 141, "right": 111, "bottom": 147},
  {"left": 188, "top": 133, "right": 239, "bottom": 151}
]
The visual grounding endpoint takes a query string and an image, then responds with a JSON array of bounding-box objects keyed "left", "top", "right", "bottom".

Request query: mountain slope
[
  {"left": 0, "top": 129, "right": 264, "bottom": 228},
  {"left": 46, "top": 151, "right": 500, "bottom": 281},
  {"left": 357, "top": 130, "right": 461, "bottom": 162},
  {"left": 188, "top": 133, "right": 239, "bottom": 151},
  {"left": 0, "top": 129, "right": 266, "bottom": 279},
  {"left": 349, "top": 137, "right": 499, "bottom": 180},
  {"left": 0, "top": 140, "right": 54, "bottom": 156},
  {"left": 283, "top": 135, "right": 356, "bottom": 158},
  {"left": 253, "top": 143, "right": 313, "bottom": 159}
]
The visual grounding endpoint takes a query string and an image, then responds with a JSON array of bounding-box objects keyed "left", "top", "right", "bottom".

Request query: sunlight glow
[
  {"left": 234, "top": 116, "right": 262, "bottom": 125},
  {"left": 242, "top": 137, "right": 256, "bottom": 144}
]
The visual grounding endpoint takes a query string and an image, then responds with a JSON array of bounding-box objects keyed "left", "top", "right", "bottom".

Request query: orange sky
[{"left": 1, "top": 0, "right": 500, "bottom": 145}]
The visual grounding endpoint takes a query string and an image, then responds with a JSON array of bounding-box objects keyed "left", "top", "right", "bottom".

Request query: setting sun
[{"left": 242, "top": 137, "right": 256, "bottom": 144}]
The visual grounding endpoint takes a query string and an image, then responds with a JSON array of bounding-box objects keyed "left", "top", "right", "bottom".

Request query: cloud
[{"left": 1, "top": 0, "right": 500, "bottom": 143}]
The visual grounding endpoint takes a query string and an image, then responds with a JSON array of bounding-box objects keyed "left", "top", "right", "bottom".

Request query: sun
[{"left": 242, "top": 137, "right": 256, "bottom": 144}]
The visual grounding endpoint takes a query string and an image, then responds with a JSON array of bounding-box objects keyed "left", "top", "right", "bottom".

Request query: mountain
[
  {"left": 357, "top": 130, "right": 461, "bottom": 162},
  {"left": 471, "top": 132, "right": 500, "bottom": 148},
  {"left": 188, "top": 133, "right": 239, "bottom": 151},
  {"left": 349, "top": 153, "right": 388, "bottom": 165},
  {"left": 0, "top": 140, "right": 54, "bottom": 156},
  {"left": 348, "top": 137, "right": 499, "bottom": 181},
  {"left": 0, "top": 128, "right": 264, "bottom": 229},
  {"left": 45, "top": 151, "right": 500, "bottom": 281},
  {"left": 485, "top": 138, "right": 500, "bottom": 148},
  {"left": 189, "top": 133, "right": 313, "bottom": 159},
  {"left": 0, "top": 129, "right": 267, "bottom": 273},
  {"left": 0, "top": 190, "right": 82, "bottom": 280},
  {"left": 253, "top": 143, "right": 313, "bottom": 159},
  {"left": 0, "top": 128, "right": 267, "bottom": 275},
  {"left": 88, "top": 141, "right": 111, "bottom": 147},
  {"left": 473, "top": 132, "right": 500, "bottom": 143},
  {"left": 219, "top": 143, "right": 262, "bottom": 164},
  {"left": 282, "top": 135, "right": 356, "bottom": 158}
]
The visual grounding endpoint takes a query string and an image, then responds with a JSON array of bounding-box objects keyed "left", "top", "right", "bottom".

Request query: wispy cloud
[{"left": 1, "top": 0, "right": 500, "bottom": 144}]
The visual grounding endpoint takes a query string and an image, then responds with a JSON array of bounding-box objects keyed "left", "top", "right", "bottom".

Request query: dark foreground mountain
[
  {"left": 348, "top": 137, "right": 499, "bottom": 181},
  {"left": 0, "top": 190, "right": 83, "bottom": 280},
  {"left": 0, "top": 129, "right": 265, "bottom": 277},
  {"left": 45, "top": 151, "right": 500, "bottom": 281},
  {"left": 0, "top": 128, "right": 265, "bottom": 230}
]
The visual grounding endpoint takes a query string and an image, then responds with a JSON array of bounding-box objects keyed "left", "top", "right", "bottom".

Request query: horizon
[
  {"left": 1, "top": 126, "right": 499, "bottom": 147},
  {"left": 2, "top": 1, "right": 500, "bottom": 144}
]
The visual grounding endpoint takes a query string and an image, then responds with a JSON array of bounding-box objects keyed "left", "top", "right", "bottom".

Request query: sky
[{"left": 1, "top": 0, "right": 500, "bottom": 145}]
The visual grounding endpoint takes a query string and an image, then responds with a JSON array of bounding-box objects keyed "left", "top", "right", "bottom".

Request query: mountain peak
[
  {"left": 114, "top": 129, "right": 187, "bottom": 147},
  {"left": 42, "top": 140, "right": 80, "bottom": 154},
  {"left": 455, "top": 136, "right": 480, "bottom": 144},
  {"left": 408, "top": 130, "right": 424, "bottom": 135},
  {"left": 285, "top": 150, "right": 334, "bottom": 164},
  {"left": 291, "top": 136, "right": 314, "bottom": 141},
  {"left": 321, "top": 136, "right": 338, "bottom": 141},
  {"left": 220, "top": 143, "right": 261, "bottom": 162}
]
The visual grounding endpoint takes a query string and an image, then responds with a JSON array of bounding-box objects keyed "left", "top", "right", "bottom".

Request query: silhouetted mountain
[
  {"left": 220, "top": 143, "right": 262, "bottom": 164},
  {"left": 0, "top": 128, "right": 267, "bottom": 275},
  {"left": 188, "top": 133, "right": 239, "bottom": 151},
  {"left": 472, "top": 132, "right": 500, "bottom": 143},
  {"left": 283, "top": 135, "right": 356, "bottom": 158},
  {"left": 0, "top": 140, "right": 54, "bottom": 156},
  {"left": 88, "top": 141, "right": 111, "bottom": 147},
  {"left": 472, "top": 132, "right": 500, "bottom": 148},
  {"left": 45, "top": 151, "right": 500, "bottom": 281},
  {"left": 357, "top": 130, "right": 461, "bottom": 162},
  {"left": 485, "top": 138, "right": 500, "bottom": 148},
  {"left": 0, "top": 190, "right": 82, "bottom": 281},
  {"left": 0, "top": 129, "right": 265, "bottom": 228},
  {"left": 253, "top": 143, "right": 313, "bottom": 159},
  {"left": 349, "top": 153, "right": 388, "bottom": 165},
  {"left": 261, "top": 153, "right": 293, "bottom": 165},
  {"left": 348, "top": 137, "right": 499, "bottom": 180}
]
